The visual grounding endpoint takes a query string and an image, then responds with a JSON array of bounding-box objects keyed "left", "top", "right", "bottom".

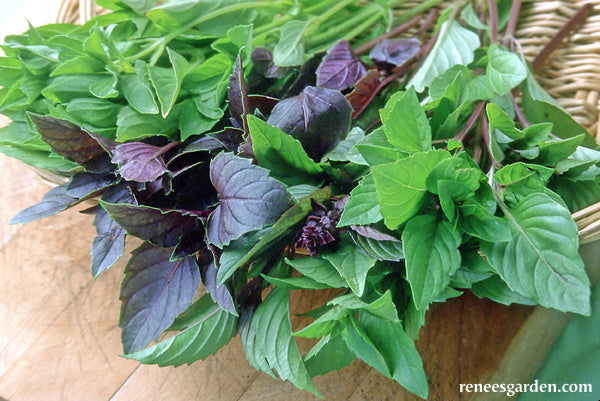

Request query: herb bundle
[{"left": 2, "top": 0, "right": 599, "bottom": 399}]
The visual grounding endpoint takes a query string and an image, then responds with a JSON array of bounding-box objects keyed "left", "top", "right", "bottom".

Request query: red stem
[
  {"left": 488, "top": 0, "right": 499, "bottom": 43},
  {"left": 510, "top": 91, "right": 529, "bottom": 128},
  {"left": 502, "top": 0, "right": 521, "bottom": 47},
  {"left": 417, "top": 9, "right": 438, "bottom": 41},
  {"left": 532, "top": 3, "right": 593, "bottom": 73},
  {"left": 454, "top": 102, "right": 485, "bottom": 141}
]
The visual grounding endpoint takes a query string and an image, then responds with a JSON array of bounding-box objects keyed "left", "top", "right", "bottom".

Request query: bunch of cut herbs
[{"left": 2, "top": 0, "right": 599, "bottom": 398}]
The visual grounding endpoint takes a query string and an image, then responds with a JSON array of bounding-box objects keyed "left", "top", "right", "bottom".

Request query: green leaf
[
  {"left": 481, "top": 193, "right": 591, "bottom": 315},
  {"left": 402, "top": 215, "right": 462, "bottom": 309},
  {"left": 537, "top": 135, "right": 584, "bottom": 166},
  {"left": 124, "top": 296, "right": 237, "bottom": 366},
  {"left": 486, "top": 44, "right": 527, "bottom": 95},
  {"left": 471, "top": 275, "right": 536, "bottom": 306},
  {"left": 304, "top": 331, "right": 355, "bottom": 377},
  {"left": 252, "top": 287, "right": 321, "bottom": 396},
  {"left": 459, "top": 204, "right": 512, "bottom": 242},
  {"left": 350, "top": 231, "right": 404, "bottom": 261},
  {"left": 273, "top": 20, "right": 309, "bottom": 67},
  {"left": 116, "top": 105, "right": 178, "bottom": 141},
  {"left": 66, "top": 98, "right": 120, "bottom": 128},
  {"left": 121, "top": 61, "right": 160, "bottom": 114},
  {"left": 381, "top": 87, "right": 432, "bottom": 152},
  {"left": 486, "top": 102, "right": 521, "bottom": 140},
  {"left": 338, "top": 173, "right": 382, "bottom": 227},
  {"left": 358, "top": 312, "right": 429, "bottom": 399},
  {"left": 148, "top": 48, "right": 189, "bottom": 117},
  {"left": 330, "top": 290, "right": 400, "bottom": 322},
  {"left": 521, "top": 72, "right": 596, "bottom": 148},
  {"left": 355, "top": 127, "right": 406, "bottom": 166},
  {"left": 341, "top": 315, "right": 391, "bottom": 377},
  {"left": 321, "top": 234, "right": 377, "bottom": 296},
  {"left": 409, "top": 20, "right": 480, "bottom": 92},
  {"left": 294, "top": 306, "right": 350, "bottom": 338},
  {"left": 249, "top": 115, "right": 323, "bottom": 186},
  {"left": 323, "top": 127, "right": 365, "bottom": 162},
  {"left": 211, "top": 24, "right": 253, "bottom": 62},
  {"left": 225, "top": 187, "right": 332, "bottom": 275},
  {"left": 285, "top": 256, "right": 347, "bottom": 288},
  {"left": 261, "top": 274, "right": 330, "bottom": 290},
  {"left": 372, "top": 149, "right": 450, "bottom": 229},
  {"left": 218, "top": 229, "right": 267, "bottom": 286}
]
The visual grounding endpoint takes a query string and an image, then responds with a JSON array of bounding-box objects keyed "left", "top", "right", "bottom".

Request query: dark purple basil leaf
[
  {"left": 207, "top": 152, "right": 294, "bottom": 248},
  {"left": 369, "top": 38, "right": 420, "bottom": 70},
  {"left": 248, "top": 95, "right": 279, "bottom": 116},
  {"left": 229, "top": 52, "right": 250, "bottom": 133},
  {"left": 181, "top": 128, "right": 244, "bottom": 155},
  {"left": 9, "top": 183, "right": 78, "bottom": 225},
  {"left": 171, "top": 227, "right": 206, "bottom": 260},
  {"left": 29, "top": 114, "right": 108, "bottom": 170},
  {"left": 350, "top": 225, "right": 400, "bottom": 242},
  {"left": 119, "top": 243, "right": 201, "bottom": 353},
  {"left": 66, "top": 172, "right": 116, "bottom": 199},
  {"left": 267, "top": 86, "right": 352, "bottom": 161},
  {"left": 112, "top": 142, "right": 171, "bottom": 183},
  {"left": 316, "top": 40, "right": 367, "bottom": 91},
  {"left": 201, "top": 261, "right": 237, "bottom": 316},
  {"left": 100, "top": 202, "right": 200, "bottom": 247},
  {"left": 345, "top": 69, "right": 381, "bottom": 116},
  {"left": 92, "top": 209, "right": 126, "bottom": 278},
  {"left": 91, "top": 184, "right": 136, "bottom": 278},
  {"left": 251, "top": 47, "right": 291, "bottom": 78}
]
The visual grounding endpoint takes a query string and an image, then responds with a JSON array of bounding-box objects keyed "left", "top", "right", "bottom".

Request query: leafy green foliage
[
  {"left": 409, "top": 20, "right": 480, "bottom": 92},
  {"left": 481, "top": 194, "right": 591, "bottom": 315},
  {"left": 372, "top": 149, "right": 450, "bottom": 229},
  {"left": 402, "top": 215, "right": 461, "bottom": 309},
  {"left": 249, "top": 287, "right": 321, "bottom": 396},
  {"left": 321, "top": 234, "right": 377, "bottom": 296}
]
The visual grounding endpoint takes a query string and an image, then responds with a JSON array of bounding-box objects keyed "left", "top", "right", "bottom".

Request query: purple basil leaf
[
  {"left": 201, "top": 261, "right": 237, "bottom": 316},
  {"left": 180, "top": 128, "right": 244, "bottom": 154},
  {"left": 207, "top": 152, "right": 294, "bottom": 248},
  {"left": 100, "top": 202, "right": 200, "bottom": 247},
  {"left": 251, "top": 47, "right": 291, "bottom": 78},
  {"left": 369, "top": 38, "right": 420, "bottom": 70},
  {"left": 9, "top": 183, "right": 78, "bottom": 225},
  {"left": 29, "top": 114, "right": 110, "bottom": 171},
  {"left": 66, "top": 172, "right": 116, "bottom": 199},
  {"left": 248, "top": 95, "right": 279, "bottom": 116},
  {"left": 350, "top": 225, "right": 400, "bottom": 242},
  {"left": 119, "top": 243, "right": 201, "bottom": 353},
  {"left": 267, "top": 86, "right": 352, "bottom": 161},
  {"left": 345, "top": 69, "right": 380, "bottom": 117},
  {"left": 112, "top": 142, "right": 171, "bottom": 183},
  {"left": 229, "top": 51, "right": 250, "bottom": 133},
  {"left": 316, "top": 40, "right": 367, "bottom": 91},
  {"left": 92, "top": 208, "right": 126, "bottom": 278},
  {"left": 171, "top": 227, "right": 207, "bottom": 260},
  {"left": 91, "top": 184, "right": 136, "bottom": 278}
]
